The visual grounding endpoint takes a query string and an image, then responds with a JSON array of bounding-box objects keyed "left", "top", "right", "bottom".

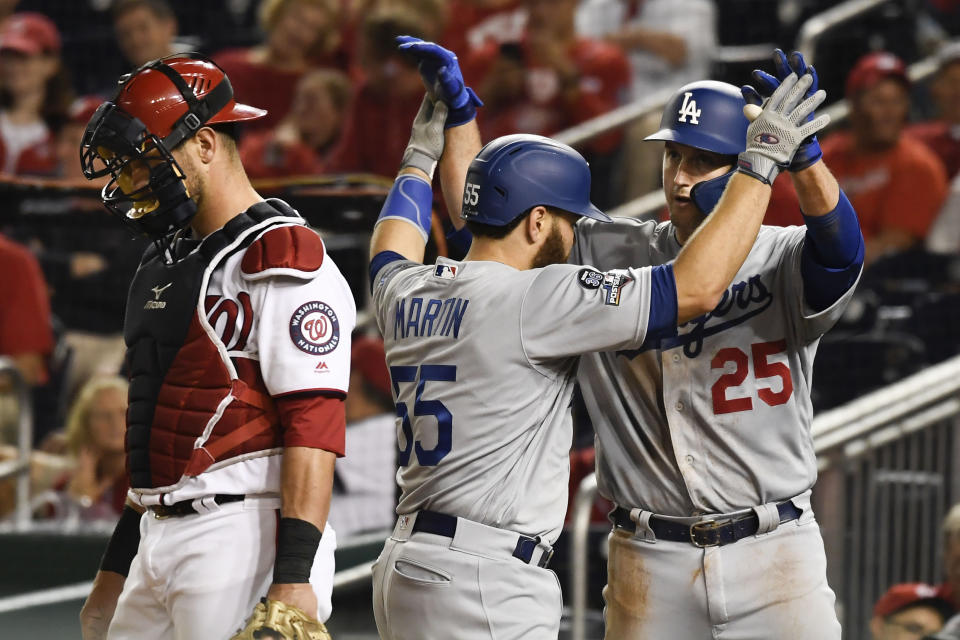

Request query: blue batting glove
[
  {"left": 396, "top": 35, "right": 483, "bottom": 128},
  {"left": 741, "top": 48, "right": 823, "bottom": 171}
]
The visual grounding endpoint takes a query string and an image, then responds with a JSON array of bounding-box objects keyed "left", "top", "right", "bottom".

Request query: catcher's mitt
[{"left": 230, "top": 598, "right": 332, "bottom": 640}]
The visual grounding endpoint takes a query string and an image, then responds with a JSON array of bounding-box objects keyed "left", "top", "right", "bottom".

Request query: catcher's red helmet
[
  {"left": 113, "top": 56, "right": 266, "bottom": 145},
  {"left": 80, "top": 54, "right": 266, "bottom": 256}
]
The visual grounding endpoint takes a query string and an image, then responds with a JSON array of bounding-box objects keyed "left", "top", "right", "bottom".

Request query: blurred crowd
[
  {"left": 0, "top": 2, "right": 959, "bottom": 618},
  {"left": 0, "top": 0, "right": 725, "bottom": 527},
  {"left": 868, "top": 504, "right": 960, "bottom": 640}
]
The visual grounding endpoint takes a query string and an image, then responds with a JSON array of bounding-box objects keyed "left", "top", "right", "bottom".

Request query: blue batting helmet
[
  {"left": 645, "top": 80, "right": 748, "bottom": 154},
  {"left": 461, "top": 134, "right": 612, "bottom": 226},
  {"left": 645, "top": 81, "right": 749, "bottom": 215}
]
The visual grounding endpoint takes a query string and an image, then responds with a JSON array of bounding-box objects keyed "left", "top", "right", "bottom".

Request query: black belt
[
  {"left": 151, "top": 494, "right": 246, "bottom": 519},
  {"left": 612, "top": 501, "right": 802, "bottom": 548},
  {"left": 411, "top": 510, "right": 554, "bottom": 568}
]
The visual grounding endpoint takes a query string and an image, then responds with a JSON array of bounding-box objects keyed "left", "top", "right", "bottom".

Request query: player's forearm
[
  {"left": 271, "top": 447, "right": 334, "bottom": 594},
  {"left": 370, "top": 218, "right": 427, "bottom": 264},
  {"left": 80, "top": 570, "right": 125, "bottom": 640},
  {"left": 673, "top": 172, "right": 770, "bottom": 323},
  {"left": 790, "top": 160, "right": 839, "bottom": 217},
  {"left": 369, "top": 168, "right": 433, "bottom": 263},
  {"left": 280, "top": 446, "right": 336, "bottom": 530},
  {"left": 439, "top": 120, "right": 482, "bottom": 230}
]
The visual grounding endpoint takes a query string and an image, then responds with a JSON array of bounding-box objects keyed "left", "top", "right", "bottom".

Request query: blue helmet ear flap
[{"left": 690, "top": 169, "right": 735, "bottom": 216}]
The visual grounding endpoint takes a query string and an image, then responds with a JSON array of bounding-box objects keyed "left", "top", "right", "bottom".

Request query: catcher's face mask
[
  {"left": 80, "top": 101, "right": 197, "bottom": 244},
  {"left": 78, "top": 54, "right": 266, "bottom": 260}
]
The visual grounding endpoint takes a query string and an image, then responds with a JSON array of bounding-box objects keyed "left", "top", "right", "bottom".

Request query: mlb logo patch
[{"left": 435, "top": 264, "right": 458, "bottom": 280}]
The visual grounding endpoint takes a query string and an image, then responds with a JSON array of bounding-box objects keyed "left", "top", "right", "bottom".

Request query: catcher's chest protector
[{"left": 124, "top": 204, "right": 295, "bottom": 489}]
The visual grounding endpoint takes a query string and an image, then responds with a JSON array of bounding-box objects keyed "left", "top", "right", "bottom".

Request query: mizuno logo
[
  {"left": 145, "top": 283, "right": 172, "bottom": 310},
  {"left": 151, "top": 283, "right": 172, "bottom": 300}
]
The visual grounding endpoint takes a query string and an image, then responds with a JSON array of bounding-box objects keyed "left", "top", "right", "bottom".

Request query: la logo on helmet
[{"left": 678, "top": 92, "right": 701, "bottom": 125}]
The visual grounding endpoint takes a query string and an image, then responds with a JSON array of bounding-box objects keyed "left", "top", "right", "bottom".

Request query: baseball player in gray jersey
[
  {"left": 569, "top": 52, "right": 863, "bottom": 639},
  {"left": 367, "top": 38, "right": 829, "bottom": 639}
]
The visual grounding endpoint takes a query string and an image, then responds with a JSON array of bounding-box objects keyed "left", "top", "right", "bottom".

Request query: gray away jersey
[
  {"left": 372, "top": 256, "right": 654, "bottom": 542},
  {"left": 571, "top": 218, "right": 861, "bottom": 516}
]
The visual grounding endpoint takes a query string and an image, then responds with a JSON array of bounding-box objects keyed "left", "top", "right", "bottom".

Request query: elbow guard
[{"left": 376, "top": 174, "right": 434, "bottom": 242}]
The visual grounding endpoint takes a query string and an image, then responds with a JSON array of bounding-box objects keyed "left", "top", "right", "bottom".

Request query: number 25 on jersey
[
  {"left": 711, "top": 339, "right": 793, "bottom": 414},
  {"left": 390, "top": 365, "right": 457, "bottom": 466}
]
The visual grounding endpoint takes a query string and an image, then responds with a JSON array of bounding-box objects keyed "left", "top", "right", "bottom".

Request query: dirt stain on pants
[{"left": 603, "top": 531, "right": 651, "bottom": 640}]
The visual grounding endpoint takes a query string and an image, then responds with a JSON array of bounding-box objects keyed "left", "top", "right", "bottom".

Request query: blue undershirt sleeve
[
  {"left": 368, "top": 250, "right": 407, "bottom": 292},
  {"left": 800, "top": 190, "right": 865, "bottom": 312},
  {"left": 645, "top": 263, "right": 679, "bottom": 341}
]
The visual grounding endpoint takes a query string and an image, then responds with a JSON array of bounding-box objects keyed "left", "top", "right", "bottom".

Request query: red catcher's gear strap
[{"left": 182, "top": 380, "right": 276, "bottom": 476}]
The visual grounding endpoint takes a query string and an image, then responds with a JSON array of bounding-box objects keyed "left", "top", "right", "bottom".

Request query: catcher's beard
[{"left": 531, "top": 218, "right": 568, "bottom": 269}]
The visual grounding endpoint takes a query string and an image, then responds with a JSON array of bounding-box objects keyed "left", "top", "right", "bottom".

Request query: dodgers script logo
[
  {"left": 619, "top": 274, "right": 774, "bottom": 359},
  {"left": 289, "top": 301, "right": 340, "bottom": 355},
  {"left": 674, "top": 274, "right": 773, "bottom": 356}
]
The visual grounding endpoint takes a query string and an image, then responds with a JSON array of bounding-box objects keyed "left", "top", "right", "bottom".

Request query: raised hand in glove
[
  {"left": 401, "top": 95, "right": 448, "bottom": 179},
  {"left": 396, "top": 35, "right": 482, "bottom": 128},
  {"left": 736, "top": 71, "right": 829, "bottom": 186},
  {"left": 742, "top": 49, "right": 823, "bottom": 171},
  {"left": 230, "top": 598, "right": 331, "bottom": 640}
]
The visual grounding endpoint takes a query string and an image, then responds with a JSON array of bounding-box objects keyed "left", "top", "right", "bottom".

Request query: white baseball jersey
[
  {"left": 129, "top": 215, "right": 356, "bottom": 507},
  {"left": 571, "top": 218, "right": 860, "bottom": 515},
  {"left": 371, "top": 255, "right": 656, "bottom": 542},
  {"left": 111, "top": 205, "right": 354, "bottom": 638},
  {"left": 192, "top": 222, "right": 356, "bottom": 494}
]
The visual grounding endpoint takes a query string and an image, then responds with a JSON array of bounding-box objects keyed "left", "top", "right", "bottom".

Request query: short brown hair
[
  {"left": 361, "top": 7, "right": 428, "bottom": 63},
  {"left": 113, "top": 0, "right": 175, "bottom": 22},
  {"left": 298, "top": 68, "right": 351, "bottom": 112},
  {"left": 465, "top": 206, "right": 571, "bottom": 239},
  {"left": 260, "top": 0, "right": 341, "bottom": 58}
]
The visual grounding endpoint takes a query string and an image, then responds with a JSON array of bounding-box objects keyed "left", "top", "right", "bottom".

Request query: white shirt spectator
[
  {"left": 928, "top": 172, "right": 960, "bottom": 253},
  {"left": 575, "top": 0, "right": 717, "bottom": 100}
]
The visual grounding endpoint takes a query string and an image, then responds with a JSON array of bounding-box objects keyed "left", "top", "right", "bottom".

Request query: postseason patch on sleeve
[
  {"left": 602, "top": 271, "right": 632, "bottom": 306},
  {"left": 577, "top": 268, "right": 632, "bottom": 305}
]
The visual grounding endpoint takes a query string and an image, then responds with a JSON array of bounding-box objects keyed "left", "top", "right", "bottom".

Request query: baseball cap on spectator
[
  {"left": 874, "top": 582, "right": 955, "bottom": 619},
  {"left": 68, "top": 96, "right": 103, "bottom": 126},
  {"left": 351, "top": 336, "right": 391, "bottom": 398},
  {"left": 846, "top": 51, "right": 908, "bottom": 98},
  {"left": 0, "top": 13, "right": 61, "bottom": 56}
]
